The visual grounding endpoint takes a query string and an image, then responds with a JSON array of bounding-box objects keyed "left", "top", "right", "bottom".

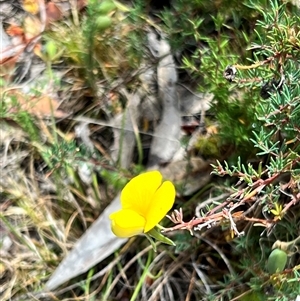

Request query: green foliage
[
  {"left": 164, "top": 0, "right": 270, "bottom": 155},
  {"left": 82, "top": 0, "right": 114, "bottom": 90},
  {"left": 1, "top": 93, "right": 39, "bottom": 141},
  {"left": 42, "top": 139, "right": 84, "bottom": 172},
  {"left": 210, "top": 0, "right": 300, "bottom": 299},
  {"left": 156, "top": 2, "right": 299, "bottom": 299},
  {"left": 13, "top": 110, "right": 39, "bottom": 141},
  {"left": 45, "top": 0, "right": 143, "bottom": 96},
  {"left": 100, "top": 169, "right": 128, "bottom": 190},
  {"left": 162, "top": 0, "right": 298, "bottom": 160}
]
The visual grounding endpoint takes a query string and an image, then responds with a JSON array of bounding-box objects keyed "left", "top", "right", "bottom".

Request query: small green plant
[
  {"left": 211, "top": 1, "right": 300, "bottom": 298},
  {"left": 171, "top": 0, "right": 267, "bottom": 156},
  {"left": 159, "top": 1, "right": 300, "bottom": 299},
  {"left": 1, "top": 92, "right": 40, "bottom": 140},
  {"left": 82, "top": 0, "right": 115, "bottom": 90}
]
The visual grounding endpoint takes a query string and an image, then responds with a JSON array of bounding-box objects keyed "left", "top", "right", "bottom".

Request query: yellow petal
[
  {"left": 109, "top": 209, "right": 145, "bottom": 238},
  {"left": 23, "top": 0, "right": 39, "bottom": 15},
  {"left": 121, "top": 171, "right": 162, "bottom": 216},
  {"left": 144, "top": 181, "right": 175, "bottom": 232}
]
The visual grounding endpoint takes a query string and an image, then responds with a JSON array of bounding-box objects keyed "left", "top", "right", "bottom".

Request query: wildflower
[{"left": 109, "top": 171, "right": 175, "bottom": 238}]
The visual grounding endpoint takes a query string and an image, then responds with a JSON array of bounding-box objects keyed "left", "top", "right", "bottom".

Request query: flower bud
[
  {"left": 45, "top": 40, "right": 57, "bottom": 61},
  {"left": 95, "top": 16, "right": 112, "bottom": 31},
  {"left": 97, "top": 0, "right": 116, "bottom": 15},
  {"left": 266, "top": 248, "right": 287, "bottom": 274}
]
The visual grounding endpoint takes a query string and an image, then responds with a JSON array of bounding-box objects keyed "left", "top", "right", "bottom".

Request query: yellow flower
[{"left": 109, "top": 171, "right": 175, "bottom": 238}]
